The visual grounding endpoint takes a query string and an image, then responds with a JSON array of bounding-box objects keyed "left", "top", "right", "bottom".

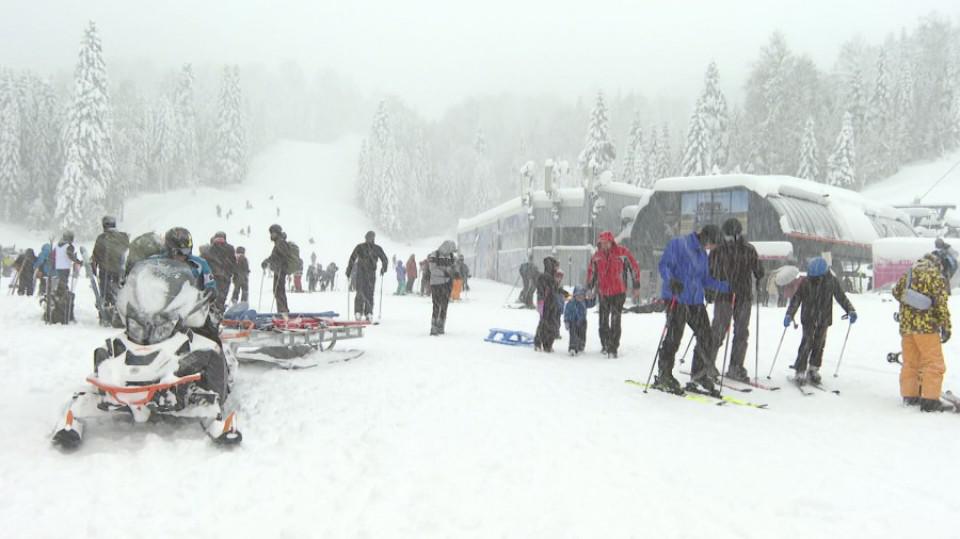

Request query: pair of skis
[
  {"left": 625, "top": 379, "right": 769, "bottom": 409},
  {"left": 790, "top": 375, "right": 840, "bottom": 396},
  {"left": 678, "top": 370, "right": 781, "bottom": 394}
]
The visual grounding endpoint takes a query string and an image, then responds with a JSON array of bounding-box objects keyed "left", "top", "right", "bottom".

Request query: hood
[
  {"left": 598, "top": 231, "right": 616, "bottom": 245},
  {"left": 438, "top": 240, "right": 457, "bottom": 255},
  {"left": 573, "top": 285, "right": 586, "bottom": 296},
  {"left": 543, "top": 256, "right": 558, "bottom": 274}
]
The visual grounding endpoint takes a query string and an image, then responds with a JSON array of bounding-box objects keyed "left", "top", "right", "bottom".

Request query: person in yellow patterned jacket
[{"left": 892, "top": 240, "right": 957, "bottom": 412}]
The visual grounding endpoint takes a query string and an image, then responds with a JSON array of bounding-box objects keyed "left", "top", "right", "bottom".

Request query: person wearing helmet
[
  {"left": 654, "top": 224, "right": 730, "bottom": 394},
  {"left": 261, "top": 224, "right": 291, "bottom": 313},
  {"left": 206, "top": 231, "right": 238, "bottom": 312},
  {"left": 345, "top": 231, "right": 388, "bottom": 321},
  {"left": 784, "top": 256, "right": 856, "bottom": 385},
  {"left": 707, "top": 218, "right": 764, "bottom": 382},
  {"left": 892, "top": 240, "right": 956, "bottom": 411},
  {"left": 586, "top": 230, "right": 641, "bottom": 358},
  {"left": 91, "top": 216, "right": 130, "bottom": 326},
  {"left": 161, "top": 227, "right": 216, "bottom": 293}
]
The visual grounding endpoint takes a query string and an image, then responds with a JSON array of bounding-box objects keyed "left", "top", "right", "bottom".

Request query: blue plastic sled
[{"left": 484, "top": 328, "right": 534, "bottom": 346}]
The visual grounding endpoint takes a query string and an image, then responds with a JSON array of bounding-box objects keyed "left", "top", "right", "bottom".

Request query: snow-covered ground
[
  {"left": 3, "top": 140, "right": 960, "bottom": 537},
  {"left": 864, "top": 150, "right": 960, "bottom": 207}
]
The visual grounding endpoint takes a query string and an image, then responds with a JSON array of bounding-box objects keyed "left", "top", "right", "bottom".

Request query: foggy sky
[{"left": 1, "top": 0, "right": 956, "bottom": 116}]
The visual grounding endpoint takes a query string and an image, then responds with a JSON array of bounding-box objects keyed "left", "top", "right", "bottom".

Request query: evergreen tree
[
  {"left": 893, "top": 60, "right": 916, "bottom": 166},
  {"left": 743, "top": 33, "right": 794, "bottom": 174},
  {"left": 378, "top": 140, "right": 402, "bottom": 237},
  {"left": 619, "top": 113, "right": 643, "bottom": 183},
  {"left": 826, "top": 112, "right": 857, "bottom": 189},
  {"left": 797, "top": 117, "right": 821, "bottom": 182},
  {"left": 643, "top": 124, "right": 659, "bottom": 187},
  {"left": 577, "top": 91, "right": 616, "bottom": 183},
  {"left": 56, "top": 21, "right": 115, "bottom": 237},
  {"left": 215, "top": 65, "right": 245, "bottom": 185},
  {"left": 31, "top": 78, "right": 63, "bottom": 225},
  {"left": 0, "top": 71, "right": 23, "bottom": 220},
  {"left": 470, "top": 127, "right": 493, "bottom": 213},
  {"left": 863, "top": 50, "right": 893, "bottom": 183},
  {"left": 655, "top": 124, "right": 673, "bottom": 180},
  {"left": 146, "top": 98, "right": 175, "bottom": 190},
  {"left": 699, "top": 61, "right": 730, "bottom": 171},
  {"left": 681, "top": 98, "right": 709, "bottom": 176},
  {"left": 172, "top": 64, "right": 199, "bottom": 189}
]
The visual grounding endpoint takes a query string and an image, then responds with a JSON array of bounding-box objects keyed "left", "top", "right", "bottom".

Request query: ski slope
[
  {"left": 864, "top": 150, "right": 960, "bottom": 207},
  {"left": 2, "top": 139, "right": 960, "bottom": 537}
]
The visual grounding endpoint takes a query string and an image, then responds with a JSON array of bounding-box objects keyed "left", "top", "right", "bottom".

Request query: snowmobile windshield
[{"left": 116, "top": 258, "right": 206, "bottom": 344}]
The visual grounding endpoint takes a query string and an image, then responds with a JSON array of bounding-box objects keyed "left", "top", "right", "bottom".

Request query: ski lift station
[{"left": 457, "top": 170, "right": 917, "bottom": 290}]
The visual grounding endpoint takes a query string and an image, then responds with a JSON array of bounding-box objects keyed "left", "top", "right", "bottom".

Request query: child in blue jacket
[{"left": 564, "top": 286, "right": 596, "bottom": 355}]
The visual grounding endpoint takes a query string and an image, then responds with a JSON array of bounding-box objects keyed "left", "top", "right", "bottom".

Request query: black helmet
[
  {"left": 102, "top": 216, "right": 116, "bottom": 230},
  {"left": 236, "top": 246, "right": 246, "bottom": 254},
  {"left": 61, "top": 230, "right": 75, "bottom": 242},
  {"left": 164, "top": 227, "right": 193, "bottom": 257},
  {"left": 698, "top": 224, "right": 721, "bottom": 246},
  {"left": 722, "top": 218, "right": 742, "bottom": 238},
  {"left": 933, "top": 238, "right": 959, "bottom": 279},
  {"left": 269, "top": 224, "right": 282, "bottom": 235}
]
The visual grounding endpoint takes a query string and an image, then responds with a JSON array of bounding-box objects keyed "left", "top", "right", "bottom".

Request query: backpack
[
  {"left": 101, "top": 230, "right": 130, "bottom": 272},
  {"left": 285, "top": 242, "right": 300, "bottom": 274},
  {"left": 125, "top": 232, "right": 165, "bottom": 276}
]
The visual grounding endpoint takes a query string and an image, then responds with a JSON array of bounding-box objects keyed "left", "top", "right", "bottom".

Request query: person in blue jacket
[
  {"left": 156, "top": 227, "right": 220, "bottom": 345},
  {"left": 653, "top": 224, "right": 729, "bottom": 394},
  {"left": 564, "top": 286, "right": 596, "bottom": 355},
  {"left": 34, "top": 243, "right": 54, "bottom": 295}
]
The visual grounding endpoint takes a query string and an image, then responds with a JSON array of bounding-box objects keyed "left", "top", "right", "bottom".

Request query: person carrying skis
[
  {"left": 654, "top": 225, "right": 729, "bottom": 394},
  {"left": 586, "top": 230, "right": 641, "bottom": 358},
  {"left": 427, "top": 240, "right": 457, "bottom": 335},
  {"left": 708, "top": 218, "right": 764, "bottom": 382},
  {"left": 345, "top": 231, "right": 388, "bottom": 321},
  {"left": 564, "top": 286, "right": 596, "bottom": 355},
  {"left": 784, "top": 257, "right": 856, "bottom": 385},
  {"left": 91, "top": 216, "right": 129, "bottom": 324},
  {"left": 231, "top": 246, "right": 250, "bottom": 303},
  {"left": 205, "top": 231, "right": 238, "bottom": 313},
  {"left": 261, "top": 224, "right": 291, "bottom": 313},
  {"left": 395, "top": 258, "right": 407, "bottom": 295},
  {"left": 534, "top": 256, "right": 562, "bottom": 352},
  {"left": 891, "top": 240, "right": 956, "bottom": 411},
  {"left": 405, "top": 254, "right": 418, "bottom": 294}
]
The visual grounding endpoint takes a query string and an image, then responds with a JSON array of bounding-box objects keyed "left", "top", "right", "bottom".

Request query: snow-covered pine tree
[
  {"left": 643, "top": 124, "right": 659, "bottom": 187},
  {"left": 470, "top": 127, "right": 492, "bottom": 213},
  {"left": 863, "top": 50, "right": 893, "bottom": 183},
  {"left": 796, "top": 117, "right": 821, "bottom": 182},
  {"left": 172, "top": 64, "right": 199, "bottom": 189},
  {"left": 0, "top": 70, "right": 23, "bottom": 220},
  {"left": 655, "top": 124, "right": 673, "bottom": 180},
  {"left": 699, "top": 61, "right": 729, "bottom": 171},
  {"left": 826, "top": 112, "right": 857, "bottom": 189},
  {"left": 743, "top": 33, "right": 794, "bottom": 174},
  {"left": 681, "top": 98, "right": 709, "bottom": 176},
  {"left": 356, "top": 138, "right": 371, "bottom": 213},
  {"left": 894, "top": 61, "right": 916, "bottom": 166},
  {"left": 619, "top": 113, "right": 643, "bottom": 184},
  {"left": 631, "top": 132, "right": 648, "bottom": 187},
  {"left": 56, "top": 21, "right": 115, "bottom": 237},
  {"left": 146, "top": 98, "right": 175, "bottom": 190},
  {"left": 577, "top": 92, "right": 616, "bottom": 184},
  {"left": 846, "top": 66, "right": 867, "bottom": 140},
  {"left": 34, "top": 78, "right": 63, "bottom": 221},
  {"left": 215, "top": 65, "right": 245, "bottom": 185},
  {"left": 378, "top": 140, "right": 402, "bottom": 237}
]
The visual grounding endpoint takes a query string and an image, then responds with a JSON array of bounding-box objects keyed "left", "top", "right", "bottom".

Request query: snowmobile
[
  {"left": 51, "top": 258, "right": 242, "bottom": 448},
  {"left": 220, "top": 304, "right": 367, "bottom": 368}
]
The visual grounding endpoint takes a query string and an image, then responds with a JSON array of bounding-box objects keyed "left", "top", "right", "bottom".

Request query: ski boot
[
  {"left": 686, "top": 377, "right": 718, "bottom": 397},
  {"left": 652, "top": 372, "right": 683, "bottom": 394},
  {"left": 902, "top": 396, "right": 921, "bottom": 406},
  {"left": 921, "top": 398, "right": 952, "bottom": 412},
  {"left": 807, "top": 367, "right": 822, "bottom": 385},
  {"left": 725, "top": 365, "right": 750, "bottom": 383}
]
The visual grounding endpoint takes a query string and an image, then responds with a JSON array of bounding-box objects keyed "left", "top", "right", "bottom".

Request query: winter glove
[
  {"left": 669, "top": 279, "right": 684, "bottom": 295},
  {"left": 380, "top": 268, "right": 387, "bottom": 276},
  {"left": 705, "top": 289, "right": 716, "bottom": 304},
  {"left": 261, "top": 261, "right": 268, "bottom": 270},
  {"left": 942, "top": 328, "right": 951, "bottom": 344},
  {"left": 847, "top": 311, "right": 857, "bottom": 324},
  {"left": 783, "top": 315, "right": 793, "bottom": 328}
]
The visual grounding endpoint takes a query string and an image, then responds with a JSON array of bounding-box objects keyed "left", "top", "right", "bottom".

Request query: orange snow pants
[
  {"left": 451, "top": 278, "right": 463, "bottom": 301},
  {"left": 900, "top": 333, "right": 946, "bottom": 400}
]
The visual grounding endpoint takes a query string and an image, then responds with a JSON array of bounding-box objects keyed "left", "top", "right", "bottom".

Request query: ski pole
[
  {"left": 755, "top": 291, "right": 761, "bottom": 385},
  {"left": 833, "top": 316, "right": 853, "bottom": 377},
  {"left": 257, "top": 271, "right": 265, "bottom": 311},
  {"left": 8, "top": 267, "right": 21, "bottom": 295},
  {"left": 766, "top": 325, "right": 791, "bottom": 379},
  {"left": 504, "top": 272, "right": 522, "bottom": 304},
  {"left": 678, "top": 334, "right": 694, "bottom": 365},
  {"left": 377, "top": 273, "right": 384, "bottom": 321},
  {"left": 718, "top": 294, "right": 736, "bottom": 397},
  {"left": 346, "top": 274, "right": 351, "bottom": 320},
  {"left": 643, "top": 297, "right": 677, "bottom": 393}
]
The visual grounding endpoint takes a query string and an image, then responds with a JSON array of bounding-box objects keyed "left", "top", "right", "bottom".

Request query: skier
[
  {"left": 653, "top": 225, "right": 729, "bottom": 394},
  {"left": 586, "top": 231, "right": 641, "bottom": 358},
  {"left": 395, "top": 259, "right": 406, "bottom": 295},
  {"left": 784, "top": 257, "right": 856, "bottom": 385},
  {"left": 33, "top": 243, "right": 53, "bottom": 295},
  {"left": 205, "top": 232, "right": 238, "bottom": 313},
  {"left": 231, "top": 246, "right": 250, "bottom": 303},
  {"left": 13, "top": 248, "right": 37, "bottom": 295},
  {"left": 405, "top": 254, "right": 418, "bottom": 294},
  {"left": 261, "top": 224, "right": 292, "bottom": 313},
  {"left": 52, "top": 231, "right": 82, "bottom": 297},
  {"left": 564, "top": 286, "right": 596, "bottom": 355},
  {"left": 427, "top": 240, "right": 457, "bottom": 335},
  {"left": 518, "top": 259, "right": 540, "bottom": 308},
  {"left": 323, "top": 262, "right": 339, "bottom": 291},
  {"left": 216, "top": 204, "right": 222, "bottom": 218},
  {"left": 708, "top": 218, "right": 764, "bottom": 382},
  {"left": 345, "top": 231, "right": 388, "bottom": 321},
  {"left": 534, "top": 256, "right": 562, "bottom": 352},
  {"left": 306, "top": 262, "right": 319, "bottom": 292},
  {"left": 91, "top": 215, "right": 129, "bottom": 325},
  {"left": 891, "top": 241, "right": 956, "bottom": 411}
]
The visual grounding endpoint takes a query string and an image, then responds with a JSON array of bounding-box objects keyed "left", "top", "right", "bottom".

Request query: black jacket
[
  {"left": 206, "top": 241, "right": 237, "bottom": 279},
  {"left": 346, "top": 242, "right": 388, "bottom": 278},
  {"left": 536, "top": 258, "right": 560, "bottom": 314},
  {"left": 786, "top": 273, "right": 855, "bottom": 327},
  {"left": 234, "top": 254, "right": 250, "bottom": 284},
  {"left": 708, "top": 238, "right": 763, "bottom": 301},
  {"left": 263, "top": 238, "right": 291, "bottom": 274},
  {"left": 92, "top": 229, "right": 130, "bottom": 274}
]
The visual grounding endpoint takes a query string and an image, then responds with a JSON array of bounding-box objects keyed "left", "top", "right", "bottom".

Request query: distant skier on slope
[
  {"left": 891, "top": 240, "right": 955, "bottom": 411},
  {"left": 653, "top": 225, "right": 729, "bottom": 394},
  {"left": 708, "top": 218, "right": 764, "bottom": 382},
  {"left": 586, "top": 230, "right": 641, "bottom": 358},
  {"left": 784, "top": 257, "right": 856, "bottom": 385},
  {"left": 345, "top": 231, "right": 388, "bottom": 321}
]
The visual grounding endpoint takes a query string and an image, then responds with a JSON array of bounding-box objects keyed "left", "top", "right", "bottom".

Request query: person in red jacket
[{"left": 586, "top": 231, "right": 641, "bottom": 357}]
